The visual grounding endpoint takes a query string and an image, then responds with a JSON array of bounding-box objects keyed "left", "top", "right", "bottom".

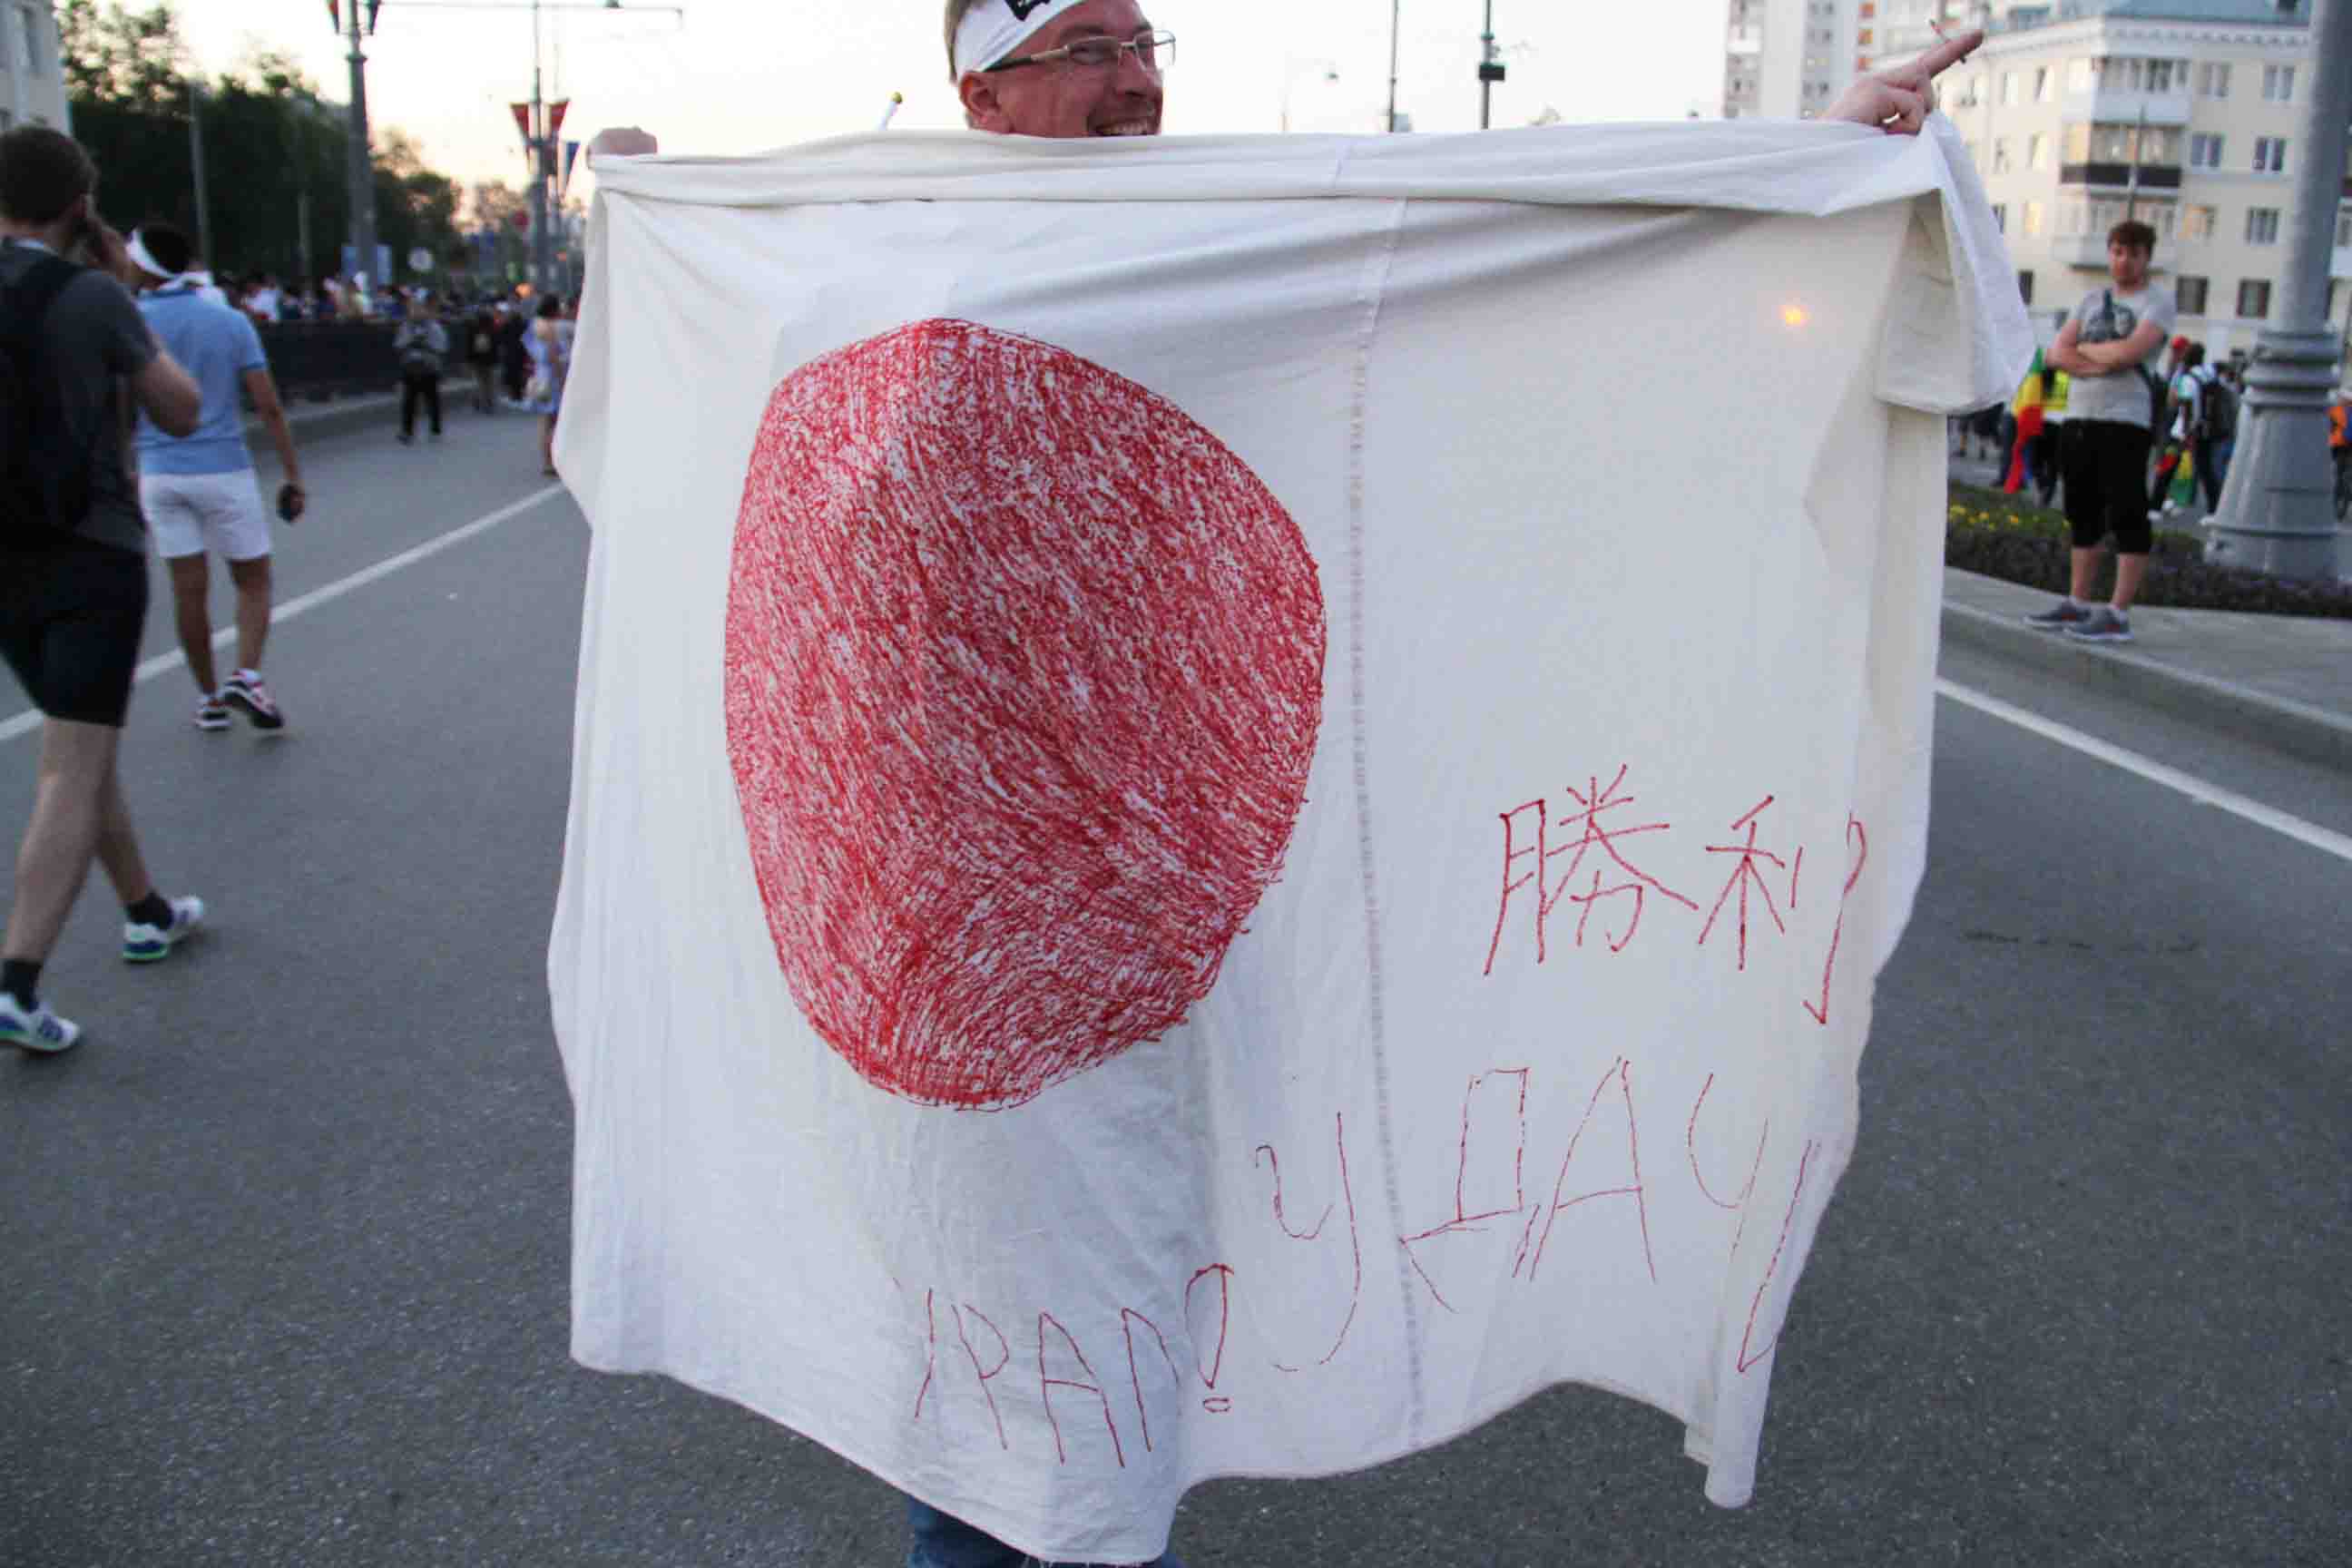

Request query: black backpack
[
  {"left": 2193, "top": 370, "right": 2236, "bottom": 443},
  {"left": 0, "top": 253, "right": 92, "bottom": 540}
]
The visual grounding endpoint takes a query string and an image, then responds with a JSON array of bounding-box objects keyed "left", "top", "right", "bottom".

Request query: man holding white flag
[{"left": 572, "top": 6, "right": 2005, "bottom": 1567}]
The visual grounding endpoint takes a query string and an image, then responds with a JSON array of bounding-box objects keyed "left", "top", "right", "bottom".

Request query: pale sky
[{"left": 171, "top": 3, "right": 1728, "bottom": 211}]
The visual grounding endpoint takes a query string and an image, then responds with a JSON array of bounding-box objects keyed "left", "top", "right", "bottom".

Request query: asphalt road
[{"left": 2, "top": 410, "right": 2346, "bottom": 1567}]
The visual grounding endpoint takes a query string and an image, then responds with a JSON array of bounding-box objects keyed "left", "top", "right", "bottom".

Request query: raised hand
[{"left": 1825, "top": 29, "right": 1984, "bottom": 136}]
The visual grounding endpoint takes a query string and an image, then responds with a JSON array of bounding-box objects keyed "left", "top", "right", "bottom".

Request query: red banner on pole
[
  {"left": 512, "top": 103, "right": 534, "bottom": 152},
  {"left": 327, "top": 0, "right": 340, "bottom": 31},
  {"left": 548, "top": 100, "right": 570, "bottom": 142}
]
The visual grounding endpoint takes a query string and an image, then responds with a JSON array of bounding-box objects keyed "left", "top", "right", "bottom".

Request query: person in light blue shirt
[{"left": 130, "top": 220, "right": 307, "bottom": 734}]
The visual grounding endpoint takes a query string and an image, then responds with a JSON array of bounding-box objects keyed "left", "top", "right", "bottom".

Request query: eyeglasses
[{"left": 985, "top": 30, "right": 1175, "bottom": 75}]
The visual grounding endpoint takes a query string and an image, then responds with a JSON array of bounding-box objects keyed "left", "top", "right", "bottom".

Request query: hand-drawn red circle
[{"left": 725, "top": 319, "right": 1326, "bottom": 1110}]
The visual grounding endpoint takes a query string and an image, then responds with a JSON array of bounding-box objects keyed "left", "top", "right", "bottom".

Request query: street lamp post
[
  {"left": 343, "top": 0, "right": 379, "bottom": 297},
  {"left": 187, "top": 81, "right": 211, "bottom": 268},
  {"left": 1386, "top": 0, "right": 1401, "bottom": 132},
  {"left": 2203, "top": 0, "right": 2348, "bottom": 581}
]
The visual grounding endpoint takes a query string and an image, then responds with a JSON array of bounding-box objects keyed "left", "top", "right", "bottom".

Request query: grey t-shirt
[
  {"left": 2064, "top": 282, "right": 2177, "bottom": 430},
  {"left": 1, "top": 240, "right": 157, "bottom": 552}
]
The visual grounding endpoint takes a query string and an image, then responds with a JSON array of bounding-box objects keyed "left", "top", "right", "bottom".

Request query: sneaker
[
  {"left": 122, "top": 895, "right": 204, "bottom": 964},
  {"left": 2063, "top": 606, "right": 2134, "bottom": 643},
  {"left": 2024, "top": 598, "right": 2092, "bottom": 632},
  {"left": 397, "top": 431, "right": 415, "bottom": 446},
  {"left": 193, "top": 697, "right": 231, "bottom": 731},
  {"left": 220, "top": 672, "right": 285, "bottom": 733},
  {"left": 0, "top": 991, "right": 80, "bottom": 1054}
]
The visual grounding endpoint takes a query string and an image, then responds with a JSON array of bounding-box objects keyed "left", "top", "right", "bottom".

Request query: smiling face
[{"left": 957, "top": 0, "right": 1163, "bottom": 140}]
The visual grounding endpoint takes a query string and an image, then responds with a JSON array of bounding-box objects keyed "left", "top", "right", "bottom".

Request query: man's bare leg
[
  {"left": 2112, "top": 551, "right": 2149, "bottom": 613},
  {"left": 91, "top": 760, "right": 155, "bottom": 908},
  {"left": 167, "top": 553, "right": 216, "bottom": 697},
  {"left": 3, "top": 718, "right": 122, "bottom": 964},
  {"left": 2068, "top": 546, "right": 2105, "bottom": 604},
  {"left": 228, "top": 555, "right": 271, "bottom": 673}
]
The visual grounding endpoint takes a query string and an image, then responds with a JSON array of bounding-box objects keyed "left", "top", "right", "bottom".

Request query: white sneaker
[
  {"left": 0, "top": 991, "right": 80, "bottom": 1054},
  {"left": 123, "top": 896, "right": 205, "bottom": 964}
]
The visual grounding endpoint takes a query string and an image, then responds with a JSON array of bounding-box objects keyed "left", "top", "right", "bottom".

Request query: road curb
[{"left": 1939, "top": 599, "right": 2352, "bottom": 774}]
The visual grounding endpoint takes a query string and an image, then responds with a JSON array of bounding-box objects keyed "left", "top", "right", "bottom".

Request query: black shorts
[
  {"left": 0, "top": 539, "right": 150, "bottom": 728},
  {"left": 2060, "top": 420, "right": 2155, "bottom": 554}
]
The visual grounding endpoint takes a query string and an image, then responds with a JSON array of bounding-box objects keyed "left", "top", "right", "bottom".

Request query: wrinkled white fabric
[{"left": 552, "top": 119, "right": 2027, "bottom": 1564}]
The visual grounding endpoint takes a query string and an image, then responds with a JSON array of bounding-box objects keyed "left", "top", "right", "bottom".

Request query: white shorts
[{"left": 142, "top": 469, "right": 271, "bottom": 562}]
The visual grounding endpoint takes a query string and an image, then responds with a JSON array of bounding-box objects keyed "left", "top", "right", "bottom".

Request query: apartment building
[
  {"left": 1939, "top": 0, "right": 2346, "bottom": 358},
  {"left": 0, "top": 2, "right": 65, "bottom": 133},
  {"left": 1724, "top": 0, "right": 1872, "bottom": 119}
]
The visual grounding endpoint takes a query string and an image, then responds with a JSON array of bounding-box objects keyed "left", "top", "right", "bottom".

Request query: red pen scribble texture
[{"left": 725, "top": 319, "right": 1327, "bottom": 1108}]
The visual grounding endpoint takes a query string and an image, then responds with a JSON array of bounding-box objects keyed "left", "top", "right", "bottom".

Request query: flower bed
[{"left": 1944, "top": 485, "right": 2352, "bottom": 621}]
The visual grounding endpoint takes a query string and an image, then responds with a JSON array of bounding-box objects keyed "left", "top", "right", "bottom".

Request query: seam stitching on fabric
[{"left": 1346, "top": 196, "right": 1421, "bottom": 1445}]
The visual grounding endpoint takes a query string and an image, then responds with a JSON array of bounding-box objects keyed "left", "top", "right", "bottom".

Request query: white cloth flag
[{"left": 552, "top": 120, "right": 2028, "bottom": 1563}]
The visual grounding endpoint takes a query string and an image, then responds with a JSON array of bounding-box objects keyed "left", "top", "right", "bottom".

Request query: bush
[{"left": 1944, "top": 485, "right": 2352, "bottom": 621}]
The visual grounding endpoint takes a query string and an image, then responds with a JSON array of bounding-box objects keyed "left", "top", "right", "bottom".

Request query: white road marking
[
  {"left": 0, "top": 485, "right": 568, "bottom": 745},
  {"left": 1936, "top": 678, "right": 2352, "bottom": 866}
]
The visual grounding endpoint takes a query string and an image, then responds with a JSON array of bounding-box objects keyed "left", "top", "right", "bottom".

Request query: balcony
[
  {"left": 2061, "top": 90, "right": 2192, "bottom": 126},
  {"left": 2060, "top": 162, "right": 2181, "bottom": 190}
]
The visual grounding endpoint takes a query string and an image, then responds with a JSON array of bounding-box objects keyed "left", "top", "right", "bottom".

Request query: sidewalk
[{"left": 1938, "top": 524, "right": 2352, "bottom": 774}]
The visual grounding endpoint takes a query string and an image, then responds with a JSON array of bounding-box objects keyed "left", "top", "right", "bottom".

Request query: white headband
[
  {"left": 953, "top": 0, "right": 1091, "bottom": 79},
  {"left": 126, "top": 230, "right": 184, "bottom": 285}
]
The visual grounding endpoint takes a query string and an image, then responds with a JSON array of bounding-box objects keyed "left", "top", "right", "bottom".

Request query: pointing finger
[{"left": 1911, "top": 28, "right": 1984, "bottom": 83}]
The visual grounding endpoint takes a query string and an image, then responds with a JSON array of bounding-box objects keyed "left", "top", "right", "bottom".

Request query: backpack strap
[{"left": 3, "top": 253, "right": 85, "bottom": 338}]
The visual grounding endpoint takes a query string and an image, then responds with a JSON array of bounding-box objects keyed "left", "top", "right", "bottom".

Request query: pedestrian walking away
[
  {"left": 2026, "top": 220, "right": 2176, "bottom": 645},
  {"left": 584, "top": 2, "right": 1991, "bottom": 1562},
  {"left": 0, "top": 126, "right": 208, "bottom": 1054},
  {"left": 127, "top": 217, "right": 302, "bottom": 735},
  {"left": 396, "top": 300, "right": 449, "bottom": 443}
]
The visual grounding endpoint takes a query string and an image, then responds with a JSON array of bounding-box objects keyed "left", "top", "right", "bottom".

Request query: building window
[
  {"left": 2246, "top": 207, "right": 2280, "bottom": 245},
  {"left": 2262, "top": 64, "right": 2293, "bottom": 101},
  {"left": 2189, "top": 132, "right": 2225, "bottom": 169},
  {"left": 2067, "top": 58, "right": 2093, "bottom": 93},
  {"left": 2034, "top": 67, "right": 2054, "bottom": 103},
  {"left": 1993, "top": 138, "right": 2012, "bottom": 174},
  {"left": 2018, "top": 270, "right": 2035, "bottom": 305},
  {"left": 11, "top": 5, "right": 33, "bottom": 74},
  {"left": 2181, "top": 204, "right": 2218, "bottom": 241},
  {"left": 2253, "top": 136, "right": 2288, "bottom": 173},
  {"left": 2059, "top": 201, "right": 2089, "bottom": 237},
  {"left": 2144, "top": 58, "right": 2189, "bottom": 93},
  {"left": 2029, "top": 132, "right": 2050, "bottom": 171},
  {"left": 2337, "top": 211, "right": 2352, "bottom": 248},
  {"left": 2024, "top": 201, "right": 2046, "bottom": 237},
  {"left": 2002, "top": 72, "right": 2021, "bottom": 105},
  {"left": 2237, "top": 279, "right": 2270, "bottom": 318},
  {"left": 2196, "top": 62, "right": 2230, "bottom": 98},
  {"left": 2176, "top": 276, "right": 2209, "bottom": 316},
  {"left": 1991, "top": 203, "right": 2007, "bottom": 233}
]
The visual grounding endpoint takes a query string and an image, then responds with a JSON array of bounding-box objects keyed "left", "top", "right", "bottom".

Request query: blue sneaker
[
  {"left": 123, "top": 895, "right": 205, "bottom": 964},
  {"left": 0, "top": 992, "right": 80, "bottom": 1054}
]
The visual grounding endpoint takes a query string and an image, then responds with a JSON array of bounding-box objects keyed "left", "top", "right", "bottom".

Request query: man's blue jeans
[{"left": 906, "top": 1497, "right": 1184, "bottom": 1568}]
